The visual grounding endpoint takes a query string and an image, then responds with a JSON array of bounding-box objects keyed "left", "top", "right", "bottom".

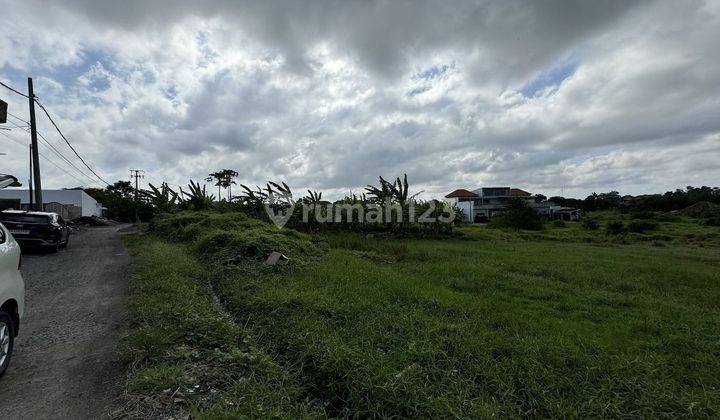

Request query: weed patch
[{"left": 121, "top": 235, "right": 324, "bottom": 418}]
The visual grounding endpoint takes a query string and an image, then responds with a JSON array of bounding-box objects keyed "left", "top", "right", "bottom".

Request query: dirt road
[{"left": 0, "top": 225, "right": 131, "bottom": 419}]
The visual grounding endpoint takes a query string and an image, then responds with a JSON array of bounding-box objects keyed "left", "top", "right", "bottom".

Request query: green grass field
[{"left": 124, "top": 213, "right": 720, "bottom": 418}]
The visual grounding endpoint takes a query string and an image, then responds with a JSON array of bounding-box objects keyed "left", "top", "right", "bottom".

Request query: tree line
[{"left": 548, "top": 186, "right": 720, "bottom": 212}]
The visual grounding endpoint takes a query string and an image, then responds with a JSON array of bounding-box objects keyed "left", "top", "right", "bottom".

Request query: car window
[{"left": 0, "top": 213, "right": 52, "bottom": 224}]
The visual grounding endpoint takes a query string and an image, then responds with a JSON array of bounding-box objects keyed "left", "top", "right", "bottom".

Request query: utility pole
[
  {"left": 28, "top": 144, "right": 34, "bottom": 211},
  {"left": 130, "top": 169, "right": 144, "bottom": 222},
  {"left": 27, "top": 77, "right": 42, "bottom": 210}
]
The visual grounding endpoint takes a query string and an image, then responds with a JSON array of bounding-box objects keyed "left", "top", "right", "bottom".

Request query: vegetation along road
[
  {"left": 0, "top": 225, "right": 131, "bottom": 419},
  {"left": 120, "top": 210, "right": 720, "bottom": 418}
]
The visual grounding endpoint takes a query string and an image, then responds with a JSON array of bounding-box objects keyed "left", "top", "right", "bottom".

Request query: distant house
[
  {"left": 0, "top": 189, "right": 104, "bottom": 219},
  {"left": 445, "top": 186, "right": 579, "bottom": 223}
]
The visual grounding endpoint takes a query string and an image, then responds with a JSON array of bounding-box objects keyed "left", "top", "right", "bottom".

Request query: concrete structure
[
  {"left": 445, "top": 186, "right": 580, "bottom": 223},
  {"left": 0, "top": 189, "right": 104, "bottom": 219}
]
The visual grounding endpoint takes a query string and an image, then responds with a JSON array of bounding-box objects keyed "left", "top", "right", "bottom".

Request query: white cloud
[{"left": 0, "top": 0, "right": 719, "bottom": 200}]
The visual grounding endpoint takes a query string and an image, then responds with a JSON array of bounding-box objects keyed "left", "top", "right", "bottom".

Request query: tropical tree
[
  {"left": 206, "top": 171, "right": 224, "bottom": 200},
  {"left": 206, "top": 169, "right": 239, "bottom": 201},
  {"left": 106, "top": 180, "right": 135, "bottom": 199},
  {"left": 221, "top": 169, "right": 239, "bottom": 201},
  {"left": 365, "top": 176, "right": 396, "bottom": 203},
  {"left": 143, "top": 182, "right": 179, "bottom": 213},
  {"left": 180, "top": 180, "right": 215, "bottom": 210}
]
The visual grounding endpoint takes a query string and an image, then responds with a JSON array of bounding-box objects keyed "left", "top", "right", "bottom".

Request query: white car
[{"left": 0, "top": 174, "right": 25, "bottom": 378}]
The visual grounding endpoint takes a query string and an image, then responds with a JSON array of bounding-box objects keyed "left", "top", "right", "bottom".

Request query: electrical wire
[
  {"left": 32, "top": 98, "right": 110, "bottom": 186},
  {"left": 37, "top": 130, "right": 99, "bottom": 185},
  {"left": 3, "top": 80, "right": 110, "bottom": 187},
  {"left": 0, "top": 80, "right": 29, "bottom": 98},
  {"left": 4, "top": 120, "right": 98, "bottom": 185},
  {"left": 0, "top": 130, "right": 94, "bottom": 186},
  {"left": 7, "top": 111, "right": 28, "bottom": 124}
]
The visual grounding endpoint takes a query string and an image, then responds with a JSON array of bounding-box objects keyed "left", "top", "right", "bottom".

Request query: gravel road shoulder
[{"left": 0, "top": 225, "right": 132, "bottom": 419}]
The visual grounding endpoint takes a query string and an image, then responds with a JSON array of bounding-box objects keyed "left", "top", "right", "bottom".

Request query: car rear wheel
[{"left": 0, "top": 312, "right": 15, "bottom": 378}]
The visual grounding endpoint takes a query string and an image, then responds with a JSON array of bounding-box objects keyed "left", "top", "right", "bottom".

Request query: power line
[
  {"left": 0, "top": 80, "right": 29, "bottom": 98},
  {"left": 4, "top": 120, "right": 29, "bottom": 131},
  {"left": 4, "top": 120, "right": 98, "bottom": 185},
  {"left": 37, "top": 132, "right": 99, "bottom": 185},
  {"left": 0, "top": 127, "right": 27, "bottom": 148},
  {"left": 0, "top": 130, "right": 92, "bottom": 186},
  {"left": 4, "top": 78, "right": 110, "bottom": 188},
  {"left": 32, "top": 98, "right": 110, "bottom": 187},
  {"left": 7, "top": 111, "right": 28, "bottom": 124}
]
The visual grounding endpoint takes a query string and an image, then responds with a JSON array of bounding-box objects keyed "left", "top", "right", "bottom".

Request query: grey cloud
[{"left": 1, "top": 0, "right": 719, "bottom": 199}]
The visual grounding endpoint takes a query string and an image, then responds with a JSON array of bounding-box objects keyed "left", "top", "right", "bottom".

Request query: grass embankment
[
  {"left": 122, "top": 234, "right": 323, "bottom": 418},
  {"left": 460, "top": 211, "right": 720, "bottom": 247},
  {"left": 128, "top": 211, "right": 720, "bottom": 417}
]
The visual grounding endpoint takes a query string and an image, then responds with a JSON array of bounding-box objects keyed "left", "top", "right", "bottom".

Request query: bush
[
  {"left": 630, "top": 210, "right": 656, "bottom": 220},
  {"left": 195, "top": 228, "right": 318, "bottom": 264},
  {"left": 654, "top": 213, "right": 680, "bottom": 222},
  {"left": 606, "top": 220, "right": 625, "bottom": 235},
  {"left": 627, "top": 220, "right": 659, "bottom": 233},
  {"left": 581, "top": 218, "right": 600, "bottom": 230},
  {"left": 702, "top": 216, "right": 720, "bottom": 227},
  {"left": 151, "top": 211, "right": 321, "bottom": 267},
  {"left": 552, "top": 220, "right": 566, "bottom": 228},
  {"left": 488, "top": 199, "right": 543, "bottom": 231}
]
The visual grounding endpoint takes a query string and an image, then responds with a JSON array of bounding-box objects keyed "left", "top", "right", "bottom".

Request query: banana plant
[
  {"left": 143, "top": 182, "right": 179, "bottom": 213},
  {"left": 304, "top": 190, "right": 323, "bottom": 204},
  {"left": 237, "top": 184, "right": 268, "bottom": 205},
  {"left": 266, "top": 181, "right": 294, "bottom": 206},
  {"left": 365, "top": 176, "right": 396, "bottom": 203},
  {"left": 181, "top": 180, "right": 215, "bottom": 210}
]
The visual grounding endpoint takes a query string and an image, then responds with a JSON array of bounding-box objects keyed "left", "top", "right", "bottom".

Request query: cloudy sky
[{"left": 1, "top": 0, "right": 719, "bottom": 199}]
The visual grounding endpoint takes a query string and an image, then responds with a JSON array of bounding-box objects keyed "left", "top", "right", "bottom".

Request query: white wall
[
  {"left": 0, "top": 189, "right": 102, "bottom": 217},
  {"left": 80, "top": 190, "right": 102, "bottom": 217},
  {"left": 455, "top": 201, "right": 473, "bottom": 222}
]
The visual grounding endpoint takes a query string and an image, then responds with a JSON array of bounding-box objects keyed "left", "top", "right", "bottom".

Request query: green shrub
[
  {"left": 195, "top": 228, "right": 319, "bottom": 264},
  {"left": 630, "top": 210, "right": 656, "bottom": 220},
  {"left": 654, "top": 212, "right": 680, "bottom": 222},
  {"left": 703, "top": 216, "right": 720, "bottom": 227},
  {"left": 606, "top": 220, "right": 625, "bottom": 235},
  {"left": 488, "top": 199, "right": 543, "bottom": 231},
  {"left": 581, "top": 218, "right": 600, "bottom": 230},
  {"left": 627, "top": 219, "right": 659, "bottom": 233},
  {"left": 151, "top": 211, "right": 321, "bottom": 267},
  {"left": 552, "top": 220, "right": 566, "bottom": 228}
]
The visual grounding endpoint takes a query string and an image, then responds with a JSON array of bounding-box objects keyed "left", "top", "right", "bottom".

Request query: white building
[
  {"left": 444, "top": 187, "right": 578, "bottom": 223},
  {"left": 0, "top": 189, "right": 104, "bottom": 219}
]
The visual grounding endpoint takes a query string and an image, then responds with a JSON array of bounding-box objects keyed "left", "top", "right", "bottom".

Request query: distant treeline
[{"left": 549, "top": 186, "right": 720, "bottom": 212}]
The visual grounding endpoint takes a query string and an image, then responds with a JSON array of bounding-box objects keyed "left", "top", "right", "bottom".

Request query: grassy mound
[
  {"left": 152, "top": 211, "right": 322, "bottom": 266},
  {"left": 121, "top": 236, "right": 323, "bottom": 418},
  {"left": 679, "top": 201, "right": 720, "bottom": 218}
]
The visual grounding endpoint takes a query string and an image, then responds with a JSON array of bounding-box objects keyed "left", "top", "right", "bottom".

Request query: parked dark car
[{"left": 0, "top": 210, "right": 71, "bottom": 252}]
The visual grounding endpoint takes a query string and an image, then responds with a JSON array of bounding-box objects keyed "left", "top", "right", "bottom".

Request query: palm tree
[
  {"left": 221, "top": 169, "right": 239, "bottom": 200},
  {"left": 206, "top": 171, "right": 224, "bottom": 200},
  {"left": 206, "top": 169, "right": 239, "bottom": 201}
]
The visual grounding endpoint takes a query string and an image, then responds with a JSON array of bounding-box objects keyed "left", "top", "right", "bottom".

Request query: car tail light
[{"left": 18, "top": 254, "right": 22, "bottom": 270}]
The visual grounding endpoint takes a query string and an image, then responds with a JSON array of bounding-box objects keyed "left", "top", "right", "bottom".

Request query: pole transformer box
[{"left": 0, "top": 99, "right": 7, "bottom": 123}]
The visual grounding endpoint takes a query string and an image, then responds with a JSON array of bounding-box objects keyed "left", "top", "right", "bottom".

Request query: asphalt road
[{"left": 0, "top": 225, "right": 132, "bottom": 419}]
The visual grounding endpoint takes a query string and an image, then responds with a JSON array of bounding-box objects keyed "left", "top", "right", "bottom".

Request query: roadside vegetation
[
  {"left": 122, "top": 199, "right": 720, "bottom": 417},
  {"left": 121, "top": 235, "right": 323, "bottom": 418}
]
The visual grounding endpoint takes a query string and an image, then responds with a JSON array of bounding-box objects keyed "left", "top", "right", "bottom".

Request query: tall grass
[{"left": 134, "top": 211, "right": 720, "bottom": 417}]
